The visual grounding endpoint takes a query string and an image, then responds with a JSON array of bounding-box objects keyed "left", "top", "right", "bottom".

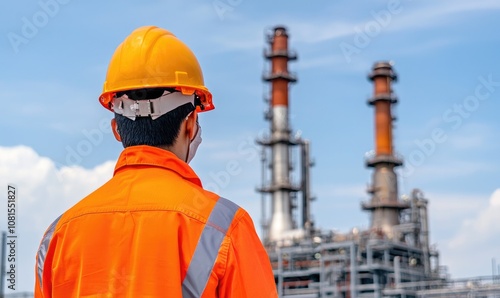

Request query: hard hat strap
[{"left": 112, "top": 91, "right": 195, "bottom": 120}]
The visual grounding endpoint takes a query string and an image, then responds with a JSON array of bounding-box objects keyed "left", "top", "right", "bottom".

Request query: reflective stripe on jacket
[{"left": 34, "top": 145, "right": 277, "bottom": 297}]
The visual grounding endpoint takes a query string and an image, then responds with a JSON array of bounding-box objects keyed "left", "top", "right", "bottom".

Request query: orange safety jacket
[{"left": 35, "top": 145, "right": 277, "bottom": 297}]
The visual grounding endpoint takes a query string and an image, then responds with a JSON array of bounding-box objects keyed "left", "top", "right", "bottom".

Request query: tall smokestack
[
  {"left": 258, "top": 26, "right": 299, "bottom": 243},
  {"left": 362, "top": 61, "right": 408, "bottom": 239}
]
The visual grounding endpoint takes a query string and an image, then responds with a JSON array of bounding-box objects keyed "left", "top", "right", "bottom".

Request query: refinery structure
[
  {"left": 257, "top": 26, "right": 500, "bottom": 298},
  {"left": 1, "top": 26, "right": 500, "bottom": 298}
]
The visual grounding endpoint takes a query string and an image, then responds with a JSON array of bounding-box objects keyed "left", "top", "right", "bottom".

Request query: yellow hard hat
[{"left": 99, "top": 26, "right": 213, "bottom": 112}]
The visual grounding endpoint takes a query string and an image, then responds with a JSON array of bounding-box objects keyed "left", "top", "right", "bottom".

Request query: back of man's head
[{"left": 114, "top": 88, "right": 195, "bottom": 148}]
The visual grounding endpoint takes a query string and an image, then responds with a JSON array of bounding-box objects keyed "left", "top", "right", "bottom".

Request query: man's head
[
  {"left": 99, "top": 26, "right": 213, "bottom": 162},
  {"left": 110, "top": 88, "right": 200, "bottom": 161}
]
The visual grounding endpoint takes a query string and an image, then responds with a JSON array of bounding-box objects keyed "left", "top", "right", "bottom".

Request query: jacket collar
[{"left": 114, "top": 145, "right": 202, "bottom": 187}]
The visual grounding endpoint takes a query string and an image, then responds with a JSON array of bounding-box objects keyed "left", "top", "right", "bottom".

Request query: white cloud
[
  {"left": 449, "top": 189, "right": 500, "bottom": 248},
  {"left": 0, "top": 146, "right": 114, "bottom": 293},
  {"left": 427, "top": 192, "right": 488, "bottom": 224},
  {"left": 442, "top": 189, "right": 500, "bottom": 278}
]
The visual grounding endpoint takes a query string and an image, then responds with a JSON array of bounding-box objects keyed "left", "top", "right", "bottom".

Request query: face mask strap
[
  {"left": 185, "top": 120, "right": 202, "bottom": 164},
  {"left": 184, "top": 112, "right": 198, "bottom": 162}
]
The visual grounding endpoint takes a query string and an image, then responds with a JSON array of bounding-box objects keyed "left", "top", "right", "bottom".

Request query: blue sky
[{"left": 1, "top": 0, "right": 500, "bottom": 293}]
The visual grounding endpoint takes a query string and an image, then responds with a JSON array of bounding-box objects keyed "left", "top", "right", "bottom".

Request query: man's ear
[
  {"left": 186, "top": 111, "right": 198, "bottom": 140},
  {"left": 111, "top": 119, "right": 122, "bottom": 142}
]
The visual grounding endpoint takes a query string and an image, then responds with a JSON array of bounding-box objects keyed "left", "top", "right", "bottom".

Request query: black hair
[{"left": 114, "top": 88, "right": 195, "bottom": 148}]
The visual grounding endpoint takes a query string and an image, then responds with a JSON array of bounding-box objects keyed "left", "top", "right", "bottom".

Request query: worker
[{"left": 34, "top": 26, "right": 278, "bottom": 297}]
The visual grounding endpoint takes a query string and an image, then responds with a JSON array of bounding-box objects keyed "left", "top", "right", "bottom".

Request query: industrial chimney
[
  {"left": 257, "top": 26, "right": 303, "bottom": 243},
  {"left": 362, "top": 61, "right": 409, "bottom": 239}
]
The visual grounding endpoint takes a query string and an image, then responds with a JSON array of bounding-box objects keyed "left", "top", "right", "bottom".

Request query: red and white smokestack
[
  {"left": 363, "top": 61, "right": 408, "bottom": 239},
  {"left": 262, "top": 26, "right": 298, "bottom": 242}
]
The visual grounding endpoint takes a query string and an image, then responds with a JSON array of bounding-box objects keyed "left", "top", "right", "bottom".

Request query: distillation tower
[
  {"left": 258, "top": 26, "right": 314, "bottom": 244},
  {"left": 362, "top": 62, "right": 409, "bottom": 240}
]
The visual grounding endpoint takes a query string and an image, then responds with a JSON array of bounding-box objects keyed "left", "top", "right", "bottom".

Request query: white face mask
[{"left": 186, "top": 123, "right": 202, "bottom": 164}]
